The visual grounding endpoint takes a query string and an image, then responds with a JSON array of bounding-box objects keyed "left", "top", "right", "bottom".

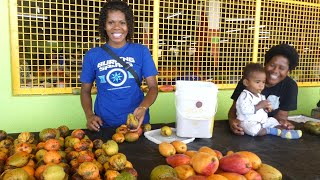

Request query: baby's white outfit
[{"left": 236, "top": 89, "right": 279, "bottom": 136}]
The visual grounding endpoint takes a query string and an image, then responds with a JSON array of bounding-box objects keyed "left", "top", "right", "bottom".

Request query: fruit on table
[
  {"left": 183, "top": 150, "right": 198, "bottom": 158},
  {"left": 256, "top": 163, "right": 282, "bottom": 180},
  {"left": 115, "top": 171, "right": 137, "bottom": 180},
  {"left": 160, "top": 126, "right": 172, "bottom": 137},
  {"left": 17, "top": 132, "right": 35, "bottom": 144},
  {"left": 109, "top": 153, "right": 127, "bottom": 171},
  {"left": 174, "top": 164, "right": 195, "bottom": 179},
  {"left": 121, "top": 167, "right": 138, "bottom": 177},
  {"left": 105, "top": 169, "right": 120, "bottom": 179},
  {"left": 92, "top": 139, "right": 104, "bottom": 149},
  {"left": 150, "top": 165, "right": 178, "bottom": 180},
  {"left": 219, "top": 153, "right": 252, "bottom": 175},
  {"left": 171, "top": 140, "right": 187, "bottom": 154},
  {"left": 124, "top": 132, "right": 139, "bottom": 142},
  {"left": 6, "top": 151, "right": 30, "bottom": 167},
  {"left": 159, "top": 142, "right": 176, "bottom": 157},
  {"left": 126, "top": 113, "right": 139, "bottom": 130},
  {"left": 39, "top": 128, "right": 59, "bottom": 142},
  {"left": 143, "top": 123, "right": 152, "bottom": 132},
  {"left": 304, "top": 121, "right": 320, "bottom": 135},
  {"left": 190, "top": 151, "right": 219, "bottom": 176},
  {"left": 42, "top": 164, "right": 67, "bottom": 180},
  {"left": 207, "top": 174, "right": 228, "bottom": 180},
  {"left": 198, "top": 146, "right": 217, "bottom": 157},
  {"left": 116, "top": 126, "right": 129, "bottom": 135},
  {"left": 166, "top": 154, "right": 191, "bottom": 167},
  {"left": 244, "top": 169, "right": 262, "bottom": 180},
  {"left": 112, "top": 133, "right": 125, "bottom": 143},
  {"left": 217, "top": 172, "right": 247, "bottom": 180},
  {"left": 102, "top": 140, "right": 119, "bottom": 156},
  {"left": 78, "top": 162, "right": 100, "bottom": 180},
  {"left": 1, "top": 168, "right": 30, "bottom": 180},
  {"left": 71, "top": 129, "right": 86, "bottom": 140},
  {"left": 57, "top": 125, "right": 70, "bottom": 138},
  {"left": 0, "top": 130, "right": 7, "bottom": 141},
  {"left": 236, "top": 151, "right": 262, "bottom": 170}
]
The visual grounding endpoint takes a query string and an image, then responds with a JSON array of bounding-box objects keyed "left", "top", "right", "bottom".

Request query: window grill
[{"left": 10, "top": 0, "right": 320, "bottom": 95}]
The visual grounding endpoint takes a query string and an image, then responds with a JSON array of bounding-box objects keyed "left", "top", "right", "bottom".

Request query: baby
[{"left": 236, "top": 63, "right": 302, "bottom": 139}]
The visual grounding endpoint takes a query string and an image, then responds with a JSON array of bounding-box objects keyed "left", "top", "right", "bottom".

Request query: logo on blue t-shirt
[{"left": 98, "top": 68, "right": 128, "bottom": 87}]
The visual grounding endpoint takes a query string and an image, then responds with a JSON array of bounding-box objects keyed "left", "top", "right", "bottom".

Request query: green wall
[{"left": 1, "top": 0, "right": 319, "bottom": 133}]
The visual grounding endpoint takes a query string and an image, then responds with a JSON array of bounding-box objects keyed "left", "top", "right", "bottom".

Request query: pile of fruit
[
  {"left": 0, "top": 125, "right": 139, "bottom": 180},
  {"left": 151, "top": 140, "right": 282, "bottom": 180},
  {"left": 304, "top": 121, "right": 320, "bottom": 135}
]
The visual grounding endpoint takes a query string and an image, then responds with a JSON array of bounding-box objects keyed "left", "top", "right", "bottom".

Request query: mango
[
  {"left": 218, "top": 172, "right": 247, "bottom": 180},
  {"left": 109, "top": 153, "right": 127, "bottom": 171},
  {"left": 219, "top": 153, "right": 252, "bottom": 174},
  {"left": 126, "top": 113, "right": 139, "bottom": 130},
  {"left": 236, "top": 151, "right": 262, "bottom": 170},
  {"left": 2, "top": 168, "right": 29, "bottom": 180},
  {"left": 256, "top": 163, "right": 282, "bottom": 180},
  {"left": 6, "top": 151, "right": 30, "bottom": 168},
  {"left": 166, "top": 154, "right": 191, "bottom": 167},
  {"left": 124, "top": 132, "right": 139, "bottom": 142},
  {"left": 150, "top": 165, "right": 178, "bottom": 180}
]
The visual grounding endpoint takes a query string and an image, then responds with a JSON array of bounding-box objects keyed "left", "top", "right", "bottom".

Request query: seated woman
[{"left": 228, "top": 44, "right": 299, "bottom": 135}]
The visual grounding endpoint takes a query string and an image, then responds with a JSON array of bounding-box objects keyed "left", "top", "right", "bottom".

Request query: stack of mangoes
[{"left": 304, "top": 121, "right": 320, "bottom": 135}]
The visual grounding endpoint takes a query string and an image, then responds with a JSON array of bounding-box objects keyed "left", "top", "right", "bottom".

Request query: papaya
[
  {"left": 256, "top": 163, "right": 282, "bottom": 180},
  {"left": 166, "top": 154, "right": 191, "bottom": 167},
  {"left": 219, "top": 153, "right": 252, "bottom": 174}
]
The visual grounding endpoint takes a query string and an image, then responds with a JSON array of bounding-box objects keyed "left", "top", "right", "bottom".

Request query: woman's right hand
[
  {"left": 229, "top": 118, "right": 244, "bottom": 135},
  {"left": 86, "top": 114, "right": 103, "bottom": 132}
]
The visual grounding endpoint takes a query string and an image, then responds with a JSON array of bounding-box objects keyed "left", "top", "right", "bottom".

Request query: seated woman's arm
[
  {"left": 228, "top": 101, "right": 244, "bottom": 135},
  {"left": 274, "top": 110, "right": 294, "bottom": 129}
]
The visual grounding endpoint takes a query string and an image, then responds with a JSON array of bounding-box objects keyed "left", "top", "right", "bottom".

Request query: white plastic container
[{"left": 175, "top": 81, "right": 218, "bottom": 138}]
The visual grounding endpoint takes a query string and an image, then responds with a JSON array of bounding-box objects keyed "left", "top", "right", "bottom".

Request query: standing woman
[
  {"left": 80, "top": 0, "right": 158, "bottom": 131},
  {"left": 229, "top": 44, "right": 299, "bottom": 135}
]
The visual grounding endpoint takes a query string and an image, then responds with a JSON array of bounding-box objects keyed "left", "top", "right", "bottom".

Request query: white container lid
[{"left": 144, "top": 128, "right": 195, "bottom": 144}]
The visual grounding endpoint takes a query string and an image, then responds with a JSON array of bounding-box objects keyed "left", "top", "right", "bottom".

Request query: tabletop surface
[{"left": 83, "top": 120, "right": 320, "bottom": 180}]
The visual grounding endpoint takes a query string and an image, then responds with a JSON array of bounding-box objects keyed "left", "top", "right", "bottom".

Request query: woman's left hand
[
  {"left": 279, "top": 119, "right": 295, "bottom": 130},
  {"left": 275, "top": 110, "right": 295, "bottom": 130}
]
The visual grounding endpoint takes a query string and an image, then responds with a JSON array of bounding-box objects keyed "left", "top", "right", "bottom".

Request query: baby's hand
[
  {"left": 256, "top": 100, "right": 271, "bottom": 110},
  {"left": 265, "top": 105, "right": 272, "bottom": 112}
]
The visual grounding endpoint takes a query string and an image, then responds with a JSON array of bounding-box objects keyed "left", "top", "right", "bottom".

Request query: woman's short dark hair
[
  {"left": 98, "top": 0, "right": 134, "bottom": 42},
  {"left": 264, "top": 44, "right": 299, "bottom": 71}
]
